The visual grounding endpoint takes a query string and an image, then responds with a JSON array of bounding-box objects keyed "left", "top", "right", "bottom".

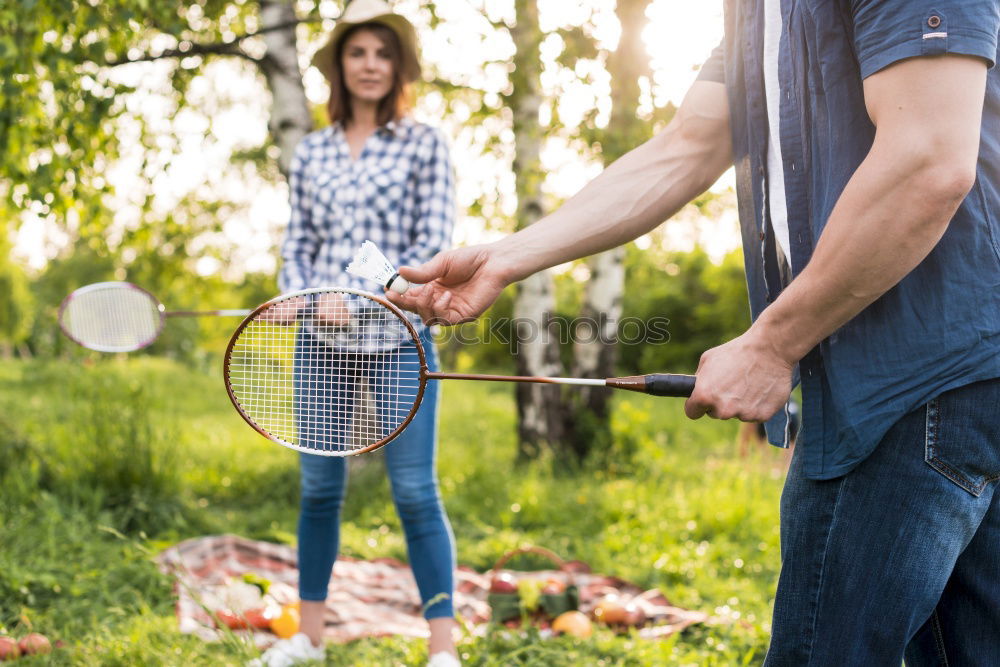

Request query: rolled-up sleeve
[
  {"left": 697, "top": 41, "right": 726, "bottom": 84},
  {"left": 398, "top": 128, "right": 455, "bottom": 268},
  {"left": 278, "top": 143, "right": 319, "bottom": 293},
  {"left": 851, "top": 0, "right": 999, "bottom": 79}
]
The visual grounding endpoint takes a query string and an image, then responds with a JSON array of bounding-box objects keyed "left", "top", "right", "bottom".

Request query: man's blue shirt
[{"left": 700, "top": 1, "right": 1000, "bottom": 479}]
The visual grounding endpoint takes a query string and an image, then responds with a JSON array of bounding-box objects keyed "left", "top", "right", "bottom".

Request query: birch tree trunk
[
  {"left": 563, "top": 0, "right": 652, "bottom": 459},
  {"left": 258, "top": 0, "right": 313, "bottom": 177},
  {"left": 509, "top": 0, "right": 566, "bottom": 460}
]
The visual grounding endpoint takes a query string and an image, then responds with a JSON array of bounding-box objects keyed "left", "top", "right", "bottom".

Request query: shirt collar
[
  {"left": 381, "top": 116, "right": 412, "bottom": 136},
  {"left": 329, "top": 116, "right": 408, "bottom": 135}
]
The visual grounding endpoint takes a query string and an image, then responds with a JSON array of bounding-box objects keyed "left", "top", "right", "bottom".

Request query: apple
[
  {"left": 593, "top": 596, "right": 628, "bottom": 625},
  {"left": 18, "top": 633, "right": 52, "bottom": 655},
  {"left": 623, "top": 602, "right": 647, "bottom": 627},
  {"left": 541, "top": 578, "right": 566, "bottom": 594},
  {"left": 215, "top": 609, "right": 249, "bottom": 630},
  {"left": 489, "top": 572, "right": 518, "bottom": 594},
  {"left": 245, "top": 606, "right": 277, "bottom": 630},
  {"left": 552, "top": 611, "right": 592, "bottom": 639},
  {"left": 0, "top": 637, "right": 20, "bottom": 661}
]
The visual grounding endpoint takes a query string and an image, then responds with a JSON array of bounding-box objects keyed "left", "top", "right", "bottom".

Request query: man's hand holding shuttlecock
[
  {"left": 385, "top": 244, "right": 511, "bottom": 326},
  {"left": 347, "top": 239, "right": 511, "bottom": 326}
]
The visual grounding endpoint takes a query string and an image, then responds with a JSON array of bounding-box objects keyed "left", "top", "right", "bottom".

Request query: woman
[{"left": 255, "top": 2, "right": 459, "bottom": 665}]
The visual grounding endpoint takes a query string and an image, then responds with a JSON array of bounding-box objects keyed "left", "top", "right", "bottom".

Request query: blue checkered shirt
[{"left": 279, "top": 117, "right": 455, "bottom": 331}]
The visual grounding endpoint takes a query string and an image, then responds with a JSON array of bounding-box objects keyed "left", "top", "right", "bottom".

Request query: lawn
[{"left": 0, "top": 356, "right": 786, "bottom": 665}]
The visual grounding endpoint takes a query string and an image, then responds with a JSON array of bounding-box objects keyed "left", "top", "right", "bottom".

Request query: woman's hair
[{"left": 326, "top": 23, "right": 411, "bottom": 127}]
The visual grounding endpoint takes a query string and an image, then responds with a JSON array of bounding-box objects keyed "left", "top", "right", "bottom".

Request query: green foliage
[
  {"left": 1, "top": 357, "right": 784, "bottom": 664},
  {"left": 2, "top": 0, "right": 299, "bottom": 333},
  {"left": 554, "top": 25, "right": 600, "bottom": 70},
  {"left": 621, "top": 244, "right": 751, "bottom": 375},
  {"left": 0, "top": 234, "right": 34, "bottom": 347}
]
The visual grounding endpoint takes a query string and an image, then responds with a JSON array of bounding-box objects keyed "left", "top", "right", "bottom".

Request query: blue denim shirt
[{"left": 699, "top": 1, "right": 1000, "bottom": 479}]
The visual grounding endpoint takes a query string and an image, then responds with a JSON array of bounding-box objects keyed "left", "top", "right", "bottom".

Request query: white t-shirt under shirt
[{"left": 763, "top": 0, "right": 793, "bottom": 270}]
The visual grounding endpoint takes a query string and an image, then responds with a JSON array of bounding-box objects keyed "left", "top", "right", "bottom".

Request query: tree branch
[
  {"left": 108, "top": 41, "right": 259, "bottom": 66},
  {"left": 104, "top": 16, "right": 324, "bottom": 67},
  {"left": 474, "top": 5, "right": 511, "bottom": 32},
  {"left": 430, "top": 76, "right": 491, "bottom": 96}
]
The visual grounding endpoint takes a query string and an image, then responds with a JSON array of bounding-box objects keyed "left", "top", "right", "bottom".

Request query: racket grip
[
  {"left": 646, "top": 373, "right": 696, "bottom": 397},
  {"left": 606, "top": 374, "right": 696, "bottom": 397}
]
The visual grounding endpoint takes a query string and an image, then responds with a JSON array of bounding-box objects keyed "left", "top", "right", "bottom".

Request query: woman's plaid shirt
[{"left": 279, "top": 117, "right": 455, "bottom": 313}]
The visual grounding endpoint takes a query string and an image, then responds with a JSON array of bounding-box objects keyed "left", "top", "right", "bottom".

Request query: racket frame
[
  {"left": 223, "top": 286, "right": 430, "bottom": 457},
  {"left": 58, "top": 281, "right": 166, "bottom": 353}
]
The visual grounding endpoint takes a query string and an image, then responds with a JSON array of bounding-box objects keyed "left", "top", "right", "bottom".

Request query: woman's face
[{"left": 340, "top": 28, "right": 395, "bottom": 105}]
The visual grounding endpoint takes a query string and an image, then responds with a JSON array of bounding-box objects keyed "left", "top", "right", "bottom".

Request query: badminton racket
[
  {"left": 223, "top": 286, "right": 695, "bottom": 457},
  {"left": 59, "top": 281, "right": 251, "bottom": 353}
]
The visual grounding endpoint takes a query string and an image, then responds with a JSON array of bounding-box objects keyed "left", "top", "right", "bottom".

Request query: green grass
[{"left": 0, "top": 357, "right": 787, "bottom": 665}]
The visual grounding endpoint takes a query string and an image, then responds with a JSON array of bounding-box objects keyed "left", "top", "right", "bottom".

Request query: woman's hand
[
  {"left": 258, "top": 296, "right": 308, "bottom": 325},
  {"left": 314, "top": 292, "right": 351, "bottom": 326}
]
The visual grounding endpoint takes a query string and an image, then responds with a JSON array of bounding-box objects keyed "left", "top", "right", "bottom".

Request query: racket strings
[
  {"left": 227, "top": 292, "right": 422, "bottom": 455},
  {"left": 60, "top": 285, "right": 162, "bottom": 352}
]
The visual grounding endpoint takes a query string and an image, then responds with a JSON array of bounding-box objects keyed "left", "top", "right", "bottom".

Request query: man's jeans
[{"left": 765, "top": 378, "right": 1000, "bottom": 666}]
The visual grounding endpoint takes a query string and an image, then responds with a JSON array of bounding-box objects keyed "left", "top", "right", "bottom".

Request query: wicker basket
[{"left": 486, "top": 546, "right": 579, "bottom": 623}]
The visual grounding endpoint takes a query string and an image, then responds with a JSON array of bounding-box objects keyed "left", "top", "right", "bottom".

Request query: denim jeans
[
  {"left": 295, "top": 329, "right": 456, "bottom": 619},
  {"left": 765, "top": 378, "right": 1000, "bottom": 666}
]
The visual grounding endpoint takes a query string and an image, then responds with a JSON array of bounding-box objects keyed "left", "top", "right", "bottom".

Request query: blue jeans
[
  {"left": 765, "top": 378, "right": 1000, "bottom": 666},
  {"left": 295, "top": 330, "right": 455, "bottom": 619}
]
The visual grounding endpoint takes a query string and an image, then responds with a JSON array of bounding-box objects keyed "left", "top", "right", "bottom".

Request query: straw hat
[{"left": 311, "top": 0, "right": 421, "bottom": 84}]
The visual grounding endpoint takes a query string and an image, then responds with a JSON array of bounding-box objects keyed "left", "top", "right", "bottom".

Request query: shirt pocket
[
  {"left": 363, "top": 165, "right": 409, "bottom": 227},
  {"left": 309, "top": 170, "right": 347, "bottom": 238}
]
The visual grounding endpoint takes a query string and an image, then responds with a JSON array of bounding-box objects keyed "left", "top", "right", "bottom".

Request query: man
[{"left": 390, "top": 1, "right": 1000, "bottom": 664}]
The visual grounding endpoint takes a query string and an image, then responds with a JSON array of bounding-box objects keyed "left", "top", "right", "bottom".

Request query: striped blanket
[{"left": 155, "top": 535, "right": 707, "bottom": 647}]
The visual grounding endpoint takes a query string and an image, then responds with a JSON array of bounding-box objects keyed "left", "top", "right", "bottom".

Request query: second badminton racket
[{"left": 60, "top": 281, "right": 251, "bottom": 352}]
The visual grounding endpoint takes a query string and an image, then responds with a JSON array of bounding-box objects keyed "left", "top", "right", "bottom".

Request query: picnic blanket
[{"left": 155, "top": 535, "right": 707, "bottom": 646}]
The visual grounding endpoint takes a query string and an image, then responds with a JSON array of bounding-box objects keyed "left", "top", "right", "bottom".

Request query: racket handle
[{"left": 606, "top": 374, "right": 696, "bottom": 397}]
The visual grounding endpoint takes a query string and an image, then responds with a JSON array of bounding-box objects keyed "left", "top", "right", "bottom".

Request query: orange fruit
[
  {"left": 270, "top": 605, "right": 301, "bottom": 639},
  {"left": 552, "top": 611, "right": 592, "bottom": 639},
  {"left": 593, "top": 596, "right": 628, "bottom": 625}
]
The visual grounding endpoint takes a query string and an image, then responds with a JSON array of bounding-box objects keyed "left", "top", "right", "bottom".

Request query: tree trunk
[
  {"left": 563, "top": 0, "right": 652, "bottom": 459},
  {"left": 258, "top": 0, "right": 313, "bottom": 177},
  {"left": 509, "top": 0, "right": 565, "bottom": 461}
]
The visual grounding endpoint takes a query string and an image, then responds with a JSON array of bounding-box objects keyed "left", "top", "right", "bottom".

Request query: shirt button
[{"left": 927, "top": 15, "right": 941, "bottom": 28}]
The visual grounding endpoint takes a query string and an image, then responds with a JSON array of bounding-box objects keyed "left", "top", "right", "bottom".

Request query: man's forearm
[{"left": 492, "top": 81, "right": 732, "bottom": 283}]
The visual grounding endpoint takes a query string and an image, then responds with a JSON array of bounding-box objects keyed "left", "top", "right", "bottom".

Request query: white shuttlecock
[{"left": 346, "top": 240, "right": 411, "bottom": 294}]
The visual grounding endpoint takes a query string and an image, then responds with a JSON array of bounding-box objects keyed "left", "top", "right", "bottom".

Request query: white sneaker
[
  {"left": 427, "top": 652, "right": 461, "bottom": 667},
  {"left": 248, "top": 633, "right": 325, "bottom": 667}
]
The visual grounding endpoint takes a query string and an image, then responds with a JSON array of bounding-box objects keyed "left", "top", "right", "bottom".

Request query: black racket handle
[
  {"left": 646, "top": 373, "right": 696, "bottom": 397},
  {"left": 606, "top": 373, "right": 696, "bottom": 397}
]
